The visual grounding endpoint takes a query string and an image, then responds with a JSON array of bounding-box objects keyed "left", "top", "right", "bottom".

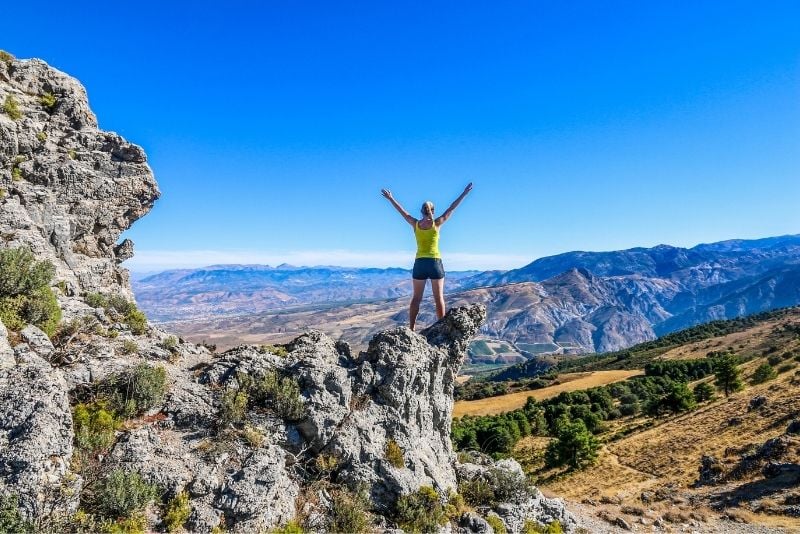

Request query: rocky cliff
[{"left": 0, "top": 54, "right": 577, "bottom": 533}]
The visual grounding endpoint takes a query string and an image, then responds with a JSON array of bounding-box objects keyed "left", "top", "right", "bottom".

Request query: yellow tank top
[{"left": 414, "top": 220, "right": 441, "bottom": 259}]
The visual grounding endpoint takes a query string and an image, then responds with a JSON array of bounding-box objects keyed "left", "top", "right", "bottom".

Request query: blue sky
[{"left": 4, "top": 1, "right": 799, "bottom": 271}]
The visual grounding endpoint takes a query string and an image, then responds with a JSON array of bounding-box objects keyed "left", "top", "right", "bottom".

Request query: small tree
[
  {"left": 714, "top": 354, "right": 743, "bottom": 397},
  {"left": 693, "top": 382, "right": 716, "bottom": 403},
  {"left": 544, "top": 417, "right": 599, "bottom": 469},
  {"left": 661, "top": 382, "right": 696, "bottom": 414},
  {"left": 751, "top": 363, "right": 777, "bottom": 385}
]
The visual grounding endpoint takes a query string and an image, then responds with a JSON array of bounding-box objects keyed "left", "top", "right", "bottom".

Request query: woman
[{"left": 381, "top": 183, "right": 473, "bottom": 330}]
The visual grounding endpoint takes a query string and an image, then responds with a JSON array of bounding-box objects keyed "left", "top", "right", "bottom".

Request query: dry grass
[{"left": 453, "top": 370, "right": 642, "bottom": 417}]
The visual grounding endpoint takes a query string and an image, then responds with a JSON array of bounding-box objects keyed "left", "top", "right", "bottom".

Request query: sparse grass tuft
[
  {"left": 162, "top": 491, "right": 191, "bottom": 532},
  {"left": 385, "top": 439, "right": 405, "bottom": 468},
  {"left": 0, "top": 50, "right": 14, "bottom": 64},
  {"left": 395, "top": 486, "right": 446, "bottom": 533},
  {"left": 40, "top": 92, "right": 57, "bottom": 110},
  {"left": 3, "top": 95, "right": 22, "bottom": 120}
]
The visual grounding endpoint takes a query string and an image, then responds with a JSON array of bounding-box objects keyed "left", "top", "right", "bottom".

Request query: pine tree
[
  {"left": 713, "top": 354, "right": 743, "bottom": 397},
  {"left": 544, "top": 417, "right": 599, "bottom": 469}
]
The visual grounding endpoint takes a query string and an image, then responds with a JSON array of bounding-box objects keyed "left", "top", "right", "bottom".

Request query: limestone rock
[{"left": 0, "top": 353, "right": 75, "bottom": 520}]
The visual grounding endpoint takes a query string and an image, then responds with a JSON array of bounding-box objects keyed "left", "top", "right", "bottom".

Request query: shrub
[
  {"left": 40, "top": 92, "right": 57, "bottom": 110},
  {"left": 523, "top": 519, "right": 563, "bottom": 534},
  {"left": 253, "top": 370, "right": 305, "bottom": 421},
  {"left": 777, "top": 363, "right": 795, "bottom": 374},
  {"left": 385, "top": 439, "right": 405, "bottom": 468},
  {"left": 163, "top": 491, "right": 191, "bottom": 532},
  {"left": 36, "top": 131, "right": 47, "bottom": 142},
  {"left": 693, "top": 382, "right": 716, "bottom": 403},
  {"left": 105, "top": 364, "right": 168, "bottom": 418},
  {"left": 0, "top": 494, "right": 33, "bottom": 533},
  {"left": 125, "top": 309, "right": 148, "bottom": 335},
  {"left": 91, "top": 469, "right": 159, "bottom": 519},
  {"left": 270, "top": 520, "right": 304, "bottom": 534},
  {"left": 260, "top": 344, "right": 288, "bottom": 357},
  {"left": 544, "top": 418, "right": 599, "bottom": 469},
  {"left": 751, "top": 363, "right": 777, "bottom": 384},
  {"left": 218, "top": 388, "right": 248, "bottom": 428},
  {"left": 486, "top": 514, "right": 507, "bottom": 534},
  {"left": 241, "top": 425, "right": 264, "bottom": 448},
  {"left": 11, "top": 166, "right": 22, "bottom": 181},
  {"left": 100, "top": 513, "right": 147, "bottom": 533},
  {"left": 443, "top": 490, "right": 467, "bottom": 520},
  {"left": 3, "top": 95, "right": 22, "bottom": 120},
  {"left": 395, "top": 486, "right": 446, "bottom": 533},
  {"left": 458, "top": 477, "right": 494, "bottom": 507},
  {"left": 0, "top": 50, "right": 14, "bottom": 64},
  {"left": 0, "top": 247, "right": 61, "bottom": 336},
  {"left": 160, "top": 336, "right": 178, "bottom": 351},
  {"left": 328, "top": 489, "right": 370, "bottom": 534},
  {"left": 121, "top": 339, "right": 139, "bottom": 355},
  {"left": 73, "top": 402, "right": 119, "bottom": 453}
]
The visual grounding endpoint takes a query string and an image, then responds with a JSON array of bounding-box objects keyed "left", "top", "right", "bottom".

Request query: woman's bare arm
[
  {"left": 436, "top": 182, "right": 473, "bottom": 226},
  {"left": 381, "top": 189, "right": 416, "bottom": 226}
]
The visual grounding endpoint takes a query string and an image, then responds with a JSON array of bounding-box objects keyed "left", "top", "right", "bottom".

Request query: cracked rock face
[{"left": 0, "top": 56, "right": 159, "bottom": 297}]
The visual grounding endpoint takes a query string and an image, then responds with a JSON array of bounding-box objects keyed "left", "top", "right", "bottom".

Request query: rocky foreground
[{"left": 0, "top": 53, "right": 576, "bottom": 532}]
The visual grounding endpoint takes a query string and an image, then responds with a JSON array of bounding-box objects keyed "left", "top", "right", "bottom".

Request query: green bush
[
  {"left": 0, "top": 247, "right": 61, "bottom": 336},
  {"left": 486, "top": 514, "right": 507, "bottom": 534},
  {"left": 714, "top": 354, "right": 743, "bottom": 397},
  {"left": 270, "top": 520, "right": 304, "bottom": 534},
  {"left": 253, "top": 370, "right": 305, "bottom": 421},
  {"left": 40, "top": 92, "right": 57, "bottom": 110},
  {"left": 160, "top": 336, "right": 178, "bottom": 351},
  {"left": 162, "top": 491, "right": 191, "bottom": 532},
  {"left": 395, "top": 486, "right": 447, "bottom": 533},
  {"left": 3, "top": 95, "right": 22, "bottom": 120},
  {"left": 0, "top": 50, "right": 14, "bottom": 64},
  {"left": 259, "top": 344, "right": 288, "bottom": 357},
  {"left": 218, "top": 388, "right": 248, "bottom": 428},
  {"left": 751, "top": 363, "right": 778, "bottom": 384},
  {"left": 693, "top": 382, "right": 716, "bottom": 403},
  {"left": 523, "top": 519, "right": 563, "bottom": 534},
  {"left": 121, "top": 339, "right": 139, "bottom": 355},
  {"left": 91, "top": 469, "right": 159, "bottom": 519},
  {"left": 328, "top": 489, "right": 370, "bottom": 534},
  {"left": 458, "top": 477, "right": 494, "bottom": 507},
  {"left": 73, "top": 402, "right": 119, "bottom": 452},
  {"left": 385, "top": 439, "right": 405, "bottom": 468},
  {"left": 11, "top": 166, "right": 22, "bottom": 181},
  {"left": 0, "top": 494, "right": 33, "bottom": 533},
  {"left": 125, "top": 309, "right": 148, "bottom": 335},
  {"left": 106, "top": 364, "right": 168, "bottom": 418},
  {"left": 36, "top": 131, "right": 47, "bottom": 142}
]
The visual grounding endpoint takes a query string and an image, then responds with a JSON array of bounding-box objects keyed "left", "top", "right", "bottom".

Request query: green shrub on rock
[
  {"left": 0, "top": 247, "right": 61, "bottom": 336},
  {"left": 0, "top": 50, "right": 14, "bottom": 64},
  {"left": 73, "top": 402, "right": 119, "bottom": 453},
  {"left": 40, "top": 92, "right": 57, "bottom": 110},
  {"left": 486, "top": 514, "right": 507, "bottom": 534},
  {"left": 385, "top": 439, "right": 405, "bottom": 468},
  {"left": 162, "top": 491, "right": 191, "bottom": 532},
  {"left": 395, "top": 486, "right": 446, "bottom": 533},
  {"left": 3, "top": 95, "right": 22, "bottom": 120},
  {"left": 106, "top": 363, "right": 168, "bottom": 418},
  {"left": 751, "top": 362, "right": 777, "bottom": 384},
  {"left": 252, "top": 370, "right": 305, "bottom": 421},
  {"left": 328, "top": 489, "right": 370, "bottom": 534},
  {"left": 91, "top": 469, "right": 159, "bottom": 520},
  {"left": 0, "top": 494, "right": 33, "bottom": 533}
]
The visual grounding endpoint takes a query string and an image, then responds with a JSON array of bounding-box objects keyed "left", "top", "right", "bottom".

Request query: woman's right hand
[
  {"left": 381, "top": 189, "right": 393, "bottom": 200},
  {"left": 463, "top": 182, "right": 473, "bottom": 194}
]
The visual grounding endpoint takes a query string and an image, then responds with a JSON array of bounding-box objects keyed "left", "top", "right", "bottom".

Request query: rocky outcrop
[{"left": 0, "top": 55, "right": 159, "bottom": 298}]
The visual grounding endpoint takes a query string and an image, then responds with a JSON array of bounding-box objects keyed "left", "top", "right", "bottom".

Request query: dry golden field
[{"left": 452, "top": 370, "right": 642, "bottom": 417}]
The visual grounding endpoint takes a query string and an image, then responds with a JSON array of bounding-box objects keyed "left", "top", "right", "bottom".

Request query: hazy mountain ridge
[{"left": 133, "top": 265, "right": 480, "bottom": 321}]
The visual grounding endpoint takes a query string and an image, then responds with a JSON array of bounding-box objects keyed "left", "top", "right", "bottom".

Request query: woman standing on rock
[{"left": 381, "top": 183, "right": 473, "bottom": 330}]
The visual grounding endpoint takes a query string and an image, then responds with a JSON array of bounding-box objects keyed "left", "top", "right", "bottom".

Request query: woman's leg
[
  {"left": 431, "top": 277, "right": 446, "bottom": 320},
  {"left": 409, "top": 279, "right": 426, "bottom": 330}
]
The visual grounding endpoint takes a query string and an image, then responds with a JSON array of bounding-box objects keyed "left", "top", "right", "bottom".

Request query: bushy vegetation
[
  {"left": 3, "top": 95, "right": 22, "bottom": 120},
  {"left": 162, "top": 491, "right": 191, "bottom": 532},
  {"left": 693, "top": 381, "right": 716, "bottom": 403},
  {"left": 259, "top": 344, "right": 288, "bottom": 357},
  {"left": 523, "top": 519, "right": 563, "bottom": 534},
  {"left": 328, "top": 488, "right": 370, "bottom": 534},
  {"left": 40, "top": 91, "right": 57, "bottom": 111},
  {"left": 103, "top": 363, "right": 168, "bottom": 418},
  {"left": 73, "top": 402, "right": 119, "bottom": 453},
  {"left": 218, "top": 371, "right": 305, "bottom": 430},
  {"left": 85, "top": 292, "right": 148, "bottom": 335},
  {"left": 544, "top": 417, "right": 599, "bottom": 469},
  {"left": 385, "top": 439, "right": 405, "bottom": 468},
  {"left": 394, "top": 486, "right": 446, "bottom": 533},
  {"left": 751, "top": 362, "right": 777, "bottom": 384},
  {"left": 0, "top": 247, "right": 61, "bottom": 336},
  {"left": 0, "top": 494, "right": 33, "bottom": 533},
  {"left": 89, "top": 469, "right": 159, "bottom": 520},
  {"left": 459, "top": 465, "right": 531, "bottom": 507},
  {"left": 0, "top": 50, "right": 14, "bottom": 64},
  {"left": 486, "top": 514, "right": 507, "bottom": 534}
]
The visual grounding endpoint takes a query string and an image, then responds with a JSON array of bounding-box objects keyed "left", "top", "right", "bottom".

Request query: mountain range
[{"left": 145, "top": 235, "right": 800, "bottom": 356}]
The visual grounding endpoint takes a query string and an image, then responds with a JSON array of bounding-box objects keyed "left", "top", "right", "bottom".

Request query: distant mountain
[
  {"left": 132, "top": 265, "right": 481, "bottom": 321},
  {"left": 157, "top": 235, "right": 800, "bottom": 359}
]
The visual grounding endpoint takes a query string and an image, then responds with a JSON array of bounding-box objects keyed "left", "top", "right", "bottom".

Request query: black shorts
[{"left": 412, "top": 258, "right": 445, "bottom": 280}]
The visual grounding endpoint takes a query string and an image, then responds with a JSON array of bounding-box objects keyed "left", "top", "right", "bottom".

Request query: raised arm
[
  {"left": 381, "top": 189, "right": 416, "bottom": 227},
  {"left": 435, "top": 182, "right": 473, "bottom": 226}
]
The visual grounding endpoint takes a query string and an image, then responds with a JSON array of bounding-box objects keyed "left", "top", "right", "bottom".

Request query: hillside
[{"left": 452, "top": 305, "right": 800, "bottom": 531}]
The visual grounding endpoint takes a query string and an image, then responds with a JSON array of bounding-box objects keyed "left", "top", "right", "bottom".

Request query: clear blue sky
[{"left": 4, "top": 1, "right": 799, "bottom": 271}]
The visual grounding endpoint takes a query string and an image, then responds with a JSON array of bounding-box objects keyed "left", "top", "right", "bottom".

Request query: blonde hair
[{"left": 421, "top": 201, "right": 435, "bottom": 220}]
